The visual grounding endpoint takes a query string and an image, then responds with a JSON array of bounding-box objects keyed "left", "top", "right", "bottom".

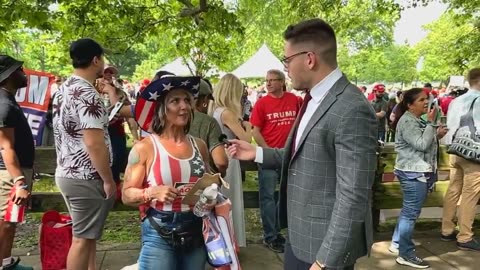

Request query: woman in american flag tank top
[{"left": 122, "top": 76, "right": 210, "bottom": 270}]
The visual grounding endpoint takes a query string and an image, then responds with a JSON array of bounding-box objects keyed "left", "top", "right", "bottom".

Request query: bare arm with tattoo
[
  {"left": 122, "top": 139, "right": 179, "bottom": 207},
  {"left": 121, "top": 142, "right": 147, "bottom": 206}
]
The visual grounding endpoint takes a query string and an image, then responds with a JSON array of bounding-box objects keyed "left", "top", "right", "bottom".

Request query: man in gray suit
[{"left": 227, "top": 19, "right": 378, "bottom": 270}]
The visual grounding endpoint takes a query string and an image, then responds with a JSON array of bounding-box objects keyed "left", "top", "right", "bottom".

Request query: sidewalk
[{"left": 14, "top": 236, "right": 477, "bottom": 269}]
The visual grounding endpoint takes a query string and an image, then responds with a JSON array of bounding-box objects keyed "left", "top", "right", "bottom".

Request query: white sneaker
[{"left": 388, "top": 245, "right": 399, "bottom": 255}]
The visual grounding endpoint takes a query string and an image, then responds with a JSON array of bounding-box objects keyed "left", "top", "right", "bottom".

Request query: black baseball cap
[{"left": 0, "top": 55, "right": 23, "bottom": 84}]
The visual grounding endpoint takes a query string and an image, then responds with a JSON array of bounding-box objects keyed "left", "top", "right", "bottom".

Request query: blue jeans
[
  {"left": 138, "top": 210, "right": 207, "bottom": 270},
  {"left": 391, "top": 175, "right": 428, "bottom": 258},
  {"left": 378, "top": 131, "right": 386, "bottom": 142},
  {"left": 108, "top": 131, "right": 127, "bottom": 183},
  {"left": 258, "top": 165, "right": 280, "bottom": 242}
]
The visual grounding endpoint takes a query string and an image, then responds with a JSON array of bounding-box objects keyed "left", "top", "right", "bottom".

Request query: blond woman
[{"left": 210, "top": 73, "right": 251, "bottom": 247}]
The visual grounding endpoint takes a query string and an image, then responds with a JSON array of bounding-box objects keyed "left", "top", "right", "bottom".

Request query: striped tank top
[{"left": 141, "top": 134, "right": 205, "bottom": 216}]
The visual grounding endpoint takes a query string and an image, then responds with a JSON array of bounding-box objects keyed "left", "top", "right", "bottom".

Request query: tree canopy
[{"left": 0, "top": 0, "right": 477, "bottom": 84}]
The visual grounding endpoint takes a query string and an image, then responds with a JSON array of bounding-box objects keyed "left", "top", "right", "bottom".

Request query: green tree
[
  {"left": 0, "top": 30, "right": 72, "bottom": 76},
  {"left": 339, "top": 44, "right": 417, "bottom": 85},
  {"left": 1, "top": 0, "right": 411, "bottom": 80},
  {"left": 1, "top": 0, "right": 244, "bottom": 78},
  {"left": 228, "top": 0, "right": 401, "bottom": 76},
  {"left": 416, "top": 11, "right": 479, "bottom": 82}
]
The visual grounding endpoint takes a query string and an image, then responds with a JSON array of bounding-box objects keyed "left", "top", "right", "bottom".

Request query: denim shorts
[{"left": 138, "top": 209, "right": 206, "bottom": 270}]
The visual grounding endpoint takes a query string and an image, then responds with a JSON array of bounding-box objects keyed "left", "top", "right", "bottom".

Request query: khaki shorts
[
  {"left": 0, "top": 168, "right": 33, "bottom": 221},
  {"left": 56, "top": 177, "right": 115, "bottom": 240}
]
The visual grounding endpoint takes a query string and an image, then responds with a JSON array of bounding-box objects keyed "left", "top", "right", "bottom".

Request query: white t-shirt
[{"left": 52, "top": 75, "right": 112, "bottom": 180}]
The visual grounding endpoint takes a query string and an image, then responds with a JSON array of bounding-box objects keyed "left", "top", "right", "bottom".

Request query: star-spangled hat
[{"left": 135, "top": 75, "right": 201, "bottom": 132}]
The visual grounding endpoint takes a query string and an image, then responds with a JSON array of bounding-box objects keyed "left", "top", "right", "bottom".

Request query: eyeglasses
[
  {"left": 265, "top": 78, "right": 283, "bottom": 83},
  {"left": 281, "top": 51, "right": 309, "bottom": 67}
]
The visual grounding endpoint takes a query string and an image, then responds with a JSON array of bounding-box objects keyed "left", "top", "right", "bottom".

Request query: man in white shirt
[
  {"left": 52, "top": 38, "right": 115, "bottom": 270},
  {"left": 226, "top": 19, "right": 377, "bottom": 270},
  {"left": 441, "top": 67, "right": 480, "bottom": 251}
]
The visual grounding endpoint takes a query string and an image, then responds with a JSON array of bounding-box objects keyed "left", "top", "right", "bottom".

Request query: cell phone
[
  {"left": 218, "top": 134, "right": 232, "bottom": 146},
  {"left": 440, "top": 116, "right": 447, "bottom": 125},
  {"left": 108, "top": 101, "right": 124, "bottom": 121},
  {"left": 428, "top": 95, "right": 434, "bottom": 110}
]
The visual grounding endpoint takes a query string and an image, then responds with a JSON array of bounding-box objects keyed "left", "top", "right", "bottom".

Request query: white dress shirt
[{"left": 255, "top": 68, "right": 343, "bottom": 162}]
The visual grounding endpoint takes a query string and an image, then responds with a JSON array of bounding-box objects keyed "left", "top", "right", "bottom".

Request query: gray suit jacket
[{"left": 262, "top": 76, "right": 377, "bottom": 268}]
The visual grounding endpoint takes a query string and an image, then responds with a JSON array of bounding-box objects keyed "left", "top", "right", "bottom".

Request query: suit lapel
[{"left": 290, "top": 76, "right": 349, "bottom": 162}]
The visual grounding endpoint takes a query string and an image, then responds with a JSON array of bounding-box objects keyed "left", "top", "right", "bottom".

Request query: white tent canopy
[
  {"left": 231, "top": 44, "right": 285, "bottom": 79},
  {"left": 156, "top": 57, "right": 224, "bottom": 77},
  {"left": 156, "top": 57, "right": 196, "bottom": 76}
]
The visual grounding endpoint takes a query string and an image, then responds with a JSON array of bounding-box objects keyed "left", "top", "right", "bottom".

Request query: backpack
[{"left": 447, "top": 97, "right": 480, "bottom": 163}]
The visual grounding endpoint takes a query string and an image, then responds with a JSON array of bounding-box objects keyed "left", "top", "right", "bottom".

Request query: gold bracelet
[{"left": 315, "top": 260, "right": 324, "bottom": 269}]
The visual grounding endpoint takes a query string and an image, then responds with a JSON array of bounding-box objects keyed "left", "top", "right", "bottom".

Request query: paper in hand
[{"left": 182, "top": 173, "right": 229, "bottom": 205}]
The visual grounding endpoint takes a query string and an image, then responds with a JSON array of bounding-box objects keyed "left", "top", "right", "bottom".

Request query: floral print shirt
[{"left": 52, "top": 75, "right": 112, "bottom": 180}]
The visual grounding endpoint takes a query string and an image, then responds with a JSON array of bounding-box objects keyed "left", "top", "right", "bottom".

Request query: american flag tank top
[{"left": 141, "top": 134, "right": 205, "bottom": 216}]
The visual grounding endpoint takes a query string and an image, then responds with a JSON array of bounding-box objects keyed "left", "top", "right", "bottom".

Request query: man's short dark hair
[
  {"left": 468, "top": 68, "right": 480, "bottom": 86},
  {"left": 283, "top": 18, "right": 337, "bottom": 66},
  {"left": 424, "top": 82, "right": 432, "bottom": 88},
  {"left": 69, "top": 38, "right": 104, "bottom": 69}
]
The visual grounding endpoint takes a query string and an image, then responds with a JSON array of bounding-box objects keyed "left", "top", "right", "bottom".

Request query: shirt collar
[{"left": 309, "top": 67, "right": 343, "bottom": 103}]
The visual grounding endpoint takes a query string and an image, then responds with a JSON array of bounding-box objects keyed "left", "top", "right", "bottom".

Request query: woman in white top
[{"left": 210, "top": 73, "right": 252, "bottom": 247}]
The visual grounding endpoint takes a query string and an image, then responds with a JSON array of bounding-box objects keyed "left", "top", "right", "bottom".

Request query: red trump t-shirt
[{"left": 250, "top": 92, "right": 302, "bottom": 148}]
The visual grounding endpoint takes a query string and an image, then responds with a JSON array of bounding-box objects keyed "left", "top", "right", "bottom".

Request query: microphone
[{"left": 218, "top": 134, "right": 232, "bottom": 146}]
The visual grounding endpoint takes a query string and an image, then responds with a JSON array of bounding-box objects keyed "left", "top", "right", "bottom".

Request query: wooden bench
[
  {"left": 372, "top": 143, "right": 451, "bottom": 229},
  {"left": 30, "top": 147, "right": 265, "bottom": 212},
  {"left": 31, "top": 145, "right": 453, "bottom": 230}
]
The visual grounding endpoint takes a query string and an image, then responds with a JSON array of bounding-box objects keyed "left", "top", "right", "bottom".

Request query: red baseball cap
[{"left": 373, "top": 84, "right": 385, "bottom": 93}]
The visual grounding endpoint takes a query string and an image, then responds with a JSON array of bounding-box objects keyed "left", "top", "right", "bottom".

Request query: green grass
[
  {"left": 21, "top": 176, "right": 480, "bottom": 248},
  {"left": 33, "top": 172, "right": 260, "bottom": 193},
  {"left": 32, "top": 176, "right": 59, "bottom": 192},
  {"left": 24, "top": 167, "right": 262, "bottom": 248},
  {"left": 243, "top": 171, "right": 259, "bottom": 191},
  {"left": 15, "top": 209, "right": 265, "bottom": 248}
]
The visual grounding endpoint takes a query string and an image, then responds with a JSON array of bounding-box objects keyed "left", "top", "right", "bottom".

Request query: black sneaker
[
  {"left": 441, "top": 231, "right": 458, "bottom": 242},
  {"left": 457, "top": 238, "right": 480, "bottom": 251},
  {"left": 276, "top": 234, "right": 286, "bottom": 244},
  {"left": 4, "top": 257, "right": 33, "bottom": 270},
  {"left": 263, "top": 238, "right": 285, "bottom": 253},
  {"left": 396, "top": 256, "right": 430, "bottom": 269}
]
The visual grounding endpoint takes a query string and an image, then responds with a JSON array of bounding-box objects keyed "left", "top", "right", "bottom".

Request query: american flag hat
[{"left": 135, "top": 75, "right": 201, "bottom": 132}]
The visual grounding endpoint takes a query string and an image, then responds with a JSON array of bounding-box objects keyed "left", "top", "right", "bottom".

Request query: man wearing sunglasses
[
  {"left": 227, "top": 19, "right": 377, "bottom": 270},
  {"left": 0, "top": 55, "right": 35, "bottom": 270},
  {"left": 250, "top": 69, "right": 301, "bottom": 253}
]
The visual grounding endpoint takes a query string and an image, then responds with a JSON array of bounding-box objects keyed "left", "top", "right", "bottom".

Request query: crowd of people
[{"left": 0, "top": 17, "right": 479, "bottom": 270}]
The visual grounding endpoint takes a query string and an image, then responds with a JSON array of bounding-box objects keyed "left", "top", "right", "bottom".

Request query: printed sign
[
  {"left": 15, "top": 69, "right": 55, "bottom": 146},
  {"left": 174, "top": 182, "right": 196, "bottom": 197}
]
